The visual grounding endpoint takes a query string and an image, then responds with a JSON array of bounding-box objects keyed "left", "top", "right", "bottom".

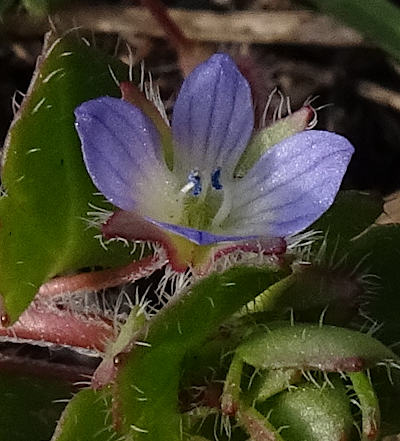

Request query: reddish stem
[
  {"left": 141, "top": 0, "right": 191, "bottom": 49},
  {"left": 0, "top": 253, "right": 168, "bottom": 353},
  {"left": 38, "top": 252, "right": 167, "bottom": 298},
  {"left": 0, "top": 302, "right": 114, "bottom": 352},
  {"left": 140, "top": 0, "right": 214, "bottom": 76}
]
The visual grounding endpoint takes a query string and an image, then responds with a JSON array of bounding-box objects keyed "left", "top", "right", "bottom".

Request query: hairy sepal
[{"left": 234, "top": 106, "right": 313, "bottom": 177}]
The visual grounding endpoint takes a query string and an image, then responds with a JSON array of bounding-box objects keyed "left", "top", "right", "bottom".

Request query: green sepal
[
  {"left": 0, "top": 32, "right": 135, "bottom": 322},
  {"left": 93, "top": 305, "right": 148, "bottom": 389},
  {"left": 234, "top": 107, "right": 312, "bottom": 177},
  {"left": 246, "top": 266, "right": 363, "bottom": 326},
  {"left": 253, "top": 368, "right": 302, "bottom": 403},
  {"left": 236, "top": 405, "right": 285, "bottom": 441}
]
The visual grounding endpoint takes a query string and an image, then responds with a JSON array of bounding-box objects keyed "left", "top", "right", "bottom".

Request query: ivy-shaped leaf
[{"left": 0, "top": 32, "right": 134, "bottom": 322}]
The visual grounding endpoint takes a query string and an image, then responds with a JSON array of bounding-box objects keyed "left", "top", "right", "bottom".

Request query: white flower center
[{"left": 177, "top": 167, "right": 228, "bottom": 231}]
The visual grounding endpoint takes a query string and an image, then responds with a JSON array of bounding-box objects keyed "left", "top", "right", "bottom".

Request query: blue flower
[{"left": 74, "top": 54, "right": 354, "bottom": 249}]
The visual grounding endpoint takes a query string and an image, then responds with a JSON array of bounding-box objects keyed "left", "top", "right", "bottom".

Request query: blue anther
[
  {"left": 211, "top": 167, "right": 223, "bottom": 190},
  {"left": 188, "top": 170, "right": 202, "bottom": 196}
]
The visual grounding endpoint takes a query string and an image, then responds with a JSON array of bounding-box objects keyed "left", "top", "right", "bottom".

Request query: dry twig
[
  {"left": 2, "top": 6, "right": 364, "bottom": 47},
  {"left": 357, "top": 80, "right": 400, "bottom": 113}
]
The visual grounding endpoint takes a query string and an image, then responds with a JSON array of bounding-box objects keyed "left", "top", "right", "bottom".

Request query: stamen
[
  {"left": 180, "top": 181, "right": 195, "bottom": 194},
  {"left": 181, "top": 170, "right": 202, "bottom": 196},
  {"left": 211, "top": 167, "right": 223, "bottom": 190}
]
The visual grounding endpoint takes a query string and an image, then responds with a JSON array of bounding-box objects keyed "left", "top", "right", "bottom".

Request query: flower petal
[
  {"left": 75, "top": 97, "right": 180, "bottom": 220},
  {"left": 146, "top": 217, "right": 257, "bottom": 246},
  {"left": 221, "top": 130, "right": 354, "bottom": 237},
  {"left": 172, "top": 53, "right": 254, "bottom": 181}
]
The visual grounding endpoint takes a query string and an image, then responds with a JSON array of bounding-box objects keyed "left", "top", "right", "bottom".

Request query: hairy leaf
[
  {"left": 260, "top": 380, "right": 353, "bottom": 441},
  {"left": 347, "top": 224, "right": 400, "bottom": 347},
  {"left": 236, "top": 323, "right": 397, "bottom": 371},
  {"left": 308, "top": 0, "right": 400, "bottom": 61},
  {"left": 114, "top": 265, "right": 288, "bottom": 441},
  {"left": 0, "top": 32, "right": 134, "bottom": 322},
  {"left": 311, "top": 190, "right": 383, "bottom": 255},
  {"left": 51, "top": 388, "right": 115, "bottom": 441}
]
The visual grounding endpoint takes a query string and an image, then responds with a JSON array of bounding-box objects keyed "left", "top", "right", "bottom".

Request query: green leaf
[
  {"left": 243, "top": 192, "right": 383, "bottom": 327},
  {"left": 0, "top": 372, "right": 72, "bottom": 441},
  {"left": 115, "top": 265, "right": 288, "bottom": 441},
  {"left": 243, "top": 267, "right": 363, "bottom": 327},
  {"left": 236, "top": 323, "right": 397, "bottom": 371},
  {"left": 308, "top": 0, "right": 400, "bottom": 61},
  {"left": 244, "top": 192, "right": 383, "bottom": 325},
  {"left": 52, "top": 388, "right": 116, "bottom": 441},
  {"left": 311, "top": 190, "right": 383, "bottom": 255},
  {"left": 253, "top": 368, "right": 302, "bottom": 403},
  {"left": 261, "top": 379, "right": 353, "bottom": 441},
  {"left": 0, "top": 0, "right": 15, "bottom": 15},
  {"left": 347, "top": 224, "right": 400, "bottom": 347},
  {"left": 0, "top": 32, "right": 134, "bottom": 323}
]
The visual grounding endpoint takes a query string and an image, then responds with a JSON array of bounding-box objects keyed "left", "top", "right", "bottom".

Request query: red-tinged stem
[
  {"left": 140, "top": 0, "right": 214, "bottom": 76},
  {"left": 237, "top": 406, "right": 284, "bottom": 441},
  {"left": 38, "top": 253, "right": 167, "bottom": 298},
  {"left": 213, "top": 238, "right": 286, "bottom": 260},
  {"left": 140, "top": 0, "right": 191, "bottom": 49},
  {"left": 0, "top": 302, "right": 114, "bottom": 352},
  {"left": 0, "top": 254, "right": 168, "bottom": 353}
]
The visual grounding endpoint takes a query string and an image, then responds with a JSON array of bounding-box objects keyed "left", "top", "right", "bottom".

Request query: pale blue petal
[
  {"left": 172, "top": 53, "right": 254, "bottom": 182},
  {"left": 221, "top": 130, "right": 354, "bottom": 237},
  {"left": 75, "top": 97, "right": 179, "bottom": 218}
]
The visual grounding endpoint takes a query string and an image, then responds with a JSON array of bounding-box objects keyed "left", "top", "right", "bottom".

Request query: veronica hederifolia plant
[
  {"left": 63, "top": 52, "right": 399, "bottom": 441},
  {"left": 0, "top": 26, "right": 399, "bottom": 441}
]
